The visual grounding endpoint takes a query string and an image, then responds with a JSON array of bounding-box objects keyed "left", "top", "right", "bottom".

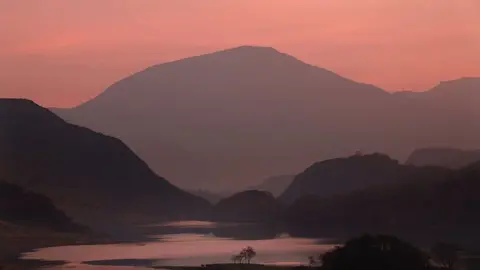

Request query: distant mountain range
[
  {"left": 285, "top": 157, "right": 480, "bottom": 245},
  {"left": 213, "top": 190, "right": 281, "bottom": 222},
  {"left": 187, "top": 189, "right": 226, "bottom": 204},
  {"left": 0, "top": 99, "right": 210, "bottom": 235},
  {"left": 406, "top": 148, "right": 480, "bottom": 169},
  {"left": 53, "top": 46, "right": 480, "bottom": 190},
  {"left": 247, "top": 175, "right": 295, "bottom": 197},
  {"left": 203, "top": 152, "right": 480, "bottom": 247},
  {"left": 278, "top": 153, "right": 450, "bottom": 204}
]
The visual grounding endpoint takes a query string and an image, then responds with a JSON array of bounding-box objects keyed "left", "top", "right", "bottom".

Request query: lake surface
[{"left": 23, "top": 221, "right": 337, "bottom": 269}]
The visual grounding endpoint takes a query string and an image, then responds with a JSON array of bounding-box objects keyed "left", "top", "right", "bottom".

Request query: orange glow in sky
[{"left": 1, "top": 0, "right": 479, "bottom": 107}]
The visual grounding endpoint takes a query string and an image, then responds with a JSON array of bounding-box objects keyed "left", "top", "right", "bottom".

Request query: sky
[{"left": 0, "top": 0, "right": 479, "bottom": 108}]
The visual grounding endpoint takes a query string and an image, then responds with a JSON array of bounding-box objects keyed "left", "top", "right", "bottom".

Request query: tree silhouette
[
  {"left": 321, "top": 234, "right": 431, "bottom": 270},
  {"left": 308, "top": 255, "right": 316, "bottom": 266},
  {"left": 240, "top": 249, "right": 247, "bottom": 263},
  {"left": 243, "top": 246, "right": 257, "bottom": 264},
  {"left": 430, "top": 242, "right": 460, "bottom": 270},
  {"left": 231, "top": 254, "right": 243, "bottom": 264}
]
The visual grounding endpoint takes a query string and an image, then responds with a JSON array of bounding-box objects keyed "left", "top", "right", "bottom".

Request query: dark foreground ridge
[
  {"left": 0, "top": 98, "right": 211, "bottom": 233},
  {"left": 279, "top": 153, "right": 449, "bottom": 203},
  {"left": 285, "top": 157, "right": 480, "bottom": 246}
]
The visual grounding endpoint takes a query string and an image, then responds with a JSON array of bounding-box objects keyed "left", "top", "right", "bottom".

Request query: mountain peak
[
  {"left": 0, "top": 98, "right": 63, "bottom": 125},
  {"left": 220, "top": 45, "right": 281, "bottom": 54},
  {"left": 143, "top": 45, "right": 306, "bottom": 72},
  {"left": 0, "top": 98, "right": 37, "bottom": 107},
  {"left": 214, "top": 45, "right": 300, "bottom": 61}
]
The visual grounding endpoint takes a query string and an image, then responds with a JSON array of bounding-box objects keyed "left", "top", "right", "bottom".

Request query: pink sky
[{"left": 1, "top": 0, "right": 479, "bottom": 107}]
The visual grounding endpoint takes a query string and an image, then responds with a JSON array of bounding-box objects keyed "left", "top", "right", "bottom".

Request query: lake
[{"left": 22, "top": 221, "right": 337, "bottom": 269}]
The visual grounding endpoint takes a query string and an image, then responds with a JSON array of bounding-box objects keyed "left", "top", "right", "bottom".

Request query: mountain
[
  {"left": 285, "top": 162, "right": 480, "bottom": 246},
  {"left": 279, "top": 153, "right": 450, "bottom": 204},
  {"left": 187, "top": 189, "right": 226, "bottom": 204},
  {"left": 0, "top": 99, "right": 210, "bottom": 233},
  {"left": 247, "top": 175, "right": 295, "bottom": 197},
  {"left": 400, "top": 77, "right": 480, "bottom": 113},
  {"left": 212, "top": 190, "right": 282, "bottom": 222},
  {"left": 0, "top": 180, "right": 83, "bottom": 231},
  {"left": 406, "top": 148, "right": 480, "bottom": 169},
  {"left": 54, "top": 46, "right": 480, "bottom": 190}
]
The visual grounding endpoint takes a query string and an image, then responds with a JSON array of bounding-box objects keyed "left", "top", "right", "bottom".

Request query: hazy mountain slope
[
  {"left": 394, "top": 77, "right": 480, "bottom": 149},
  {"left": 54, "top": 46, "right": 480, "bottom": 190},
  {"left": 247, "top": 175, "right": 295, "bottom": 197},
  {"left": 406, "top": 77, "right": 480, "bottom": 112},
  {"left": 406, "top": 148, "right": 480, "bottom": 169},
  {"left": 187, "top": 189, "right": 226, "bottom": 204},
  {"left": 213, "top": 190, "right": 282, "bottom": 222},
  {"left": 279, "top": 153, "right": 450, "bottom": 204},
  {"left": 0, "top": 99, "right": 210, "bottom": 231}
]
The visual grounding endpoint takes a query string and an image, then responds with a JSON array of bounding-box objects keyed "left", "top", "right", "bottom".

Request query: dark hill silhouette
[
  {"left": 0, "top": 180, "right": 82, "bottom": 232},
  {"left": 54, "top": 46, "right": 480, "bottom": 190},
  {"left": 406, "top": 148, "right": 480, "bottom": 169},
  {"left": 213, "top": 190, "right": 281, "bottom": 222},
  {"left": 321, "top": 235, "right": 431, "bottom": 270},
  {"left": 247, "top": 175, "right": 295, "bottom": 197},
  {"left": 279, "top": 153, "right": 450, "bottom": 204},
  {"left": 285, "top": 162, "right": 480, "bottom": 245},
  {"left": 187, "top": 189, "right": 226, "bottom": 204},
  {"left": 0, "top": 99, "right": 210, "bottom": 233}
]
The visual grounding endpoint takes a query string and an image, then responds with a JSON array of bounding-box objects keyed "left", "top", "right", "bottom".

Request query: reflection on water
[{"left": 24, "top": 221, "right": 336, "bottom": 269}]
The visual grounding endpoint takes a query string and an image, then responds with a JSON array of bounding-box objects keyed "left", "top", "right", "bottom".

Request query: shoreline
[
  {"left": 0, "top": 258, "right": 66, "bottom": 270},
  {"left": 0, "top": 233, "right": 117, "bottom": 270},
  {"left": 153, "top": 264, "right": 315, "bottom": 270}
]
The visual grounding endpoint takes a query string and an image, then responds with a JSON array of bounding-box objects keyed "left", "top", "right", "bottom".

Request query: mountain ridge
[
  {"left": 406, "top": 147, "right": 480, "bottom": 169},
  {"left": 285, "top": 161, "right": 480, "bottom": 245},
  {"left": 279, "top": 153, "right": 451, "bottom": 203},
  {"left": 59, "top": 46, "right": 390, "bottom": 112},
  {"left": 247, "top": 175, "right": 295, "bottom": 197},
  {"left": 60, "top": 47, "right": 480, "bottom": 111},
  {"left": 1, "top": 98, "right": 211, "bottom": 234},
  {"left": 53, "top": 46, "right": 480, "bottom": 190}
]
